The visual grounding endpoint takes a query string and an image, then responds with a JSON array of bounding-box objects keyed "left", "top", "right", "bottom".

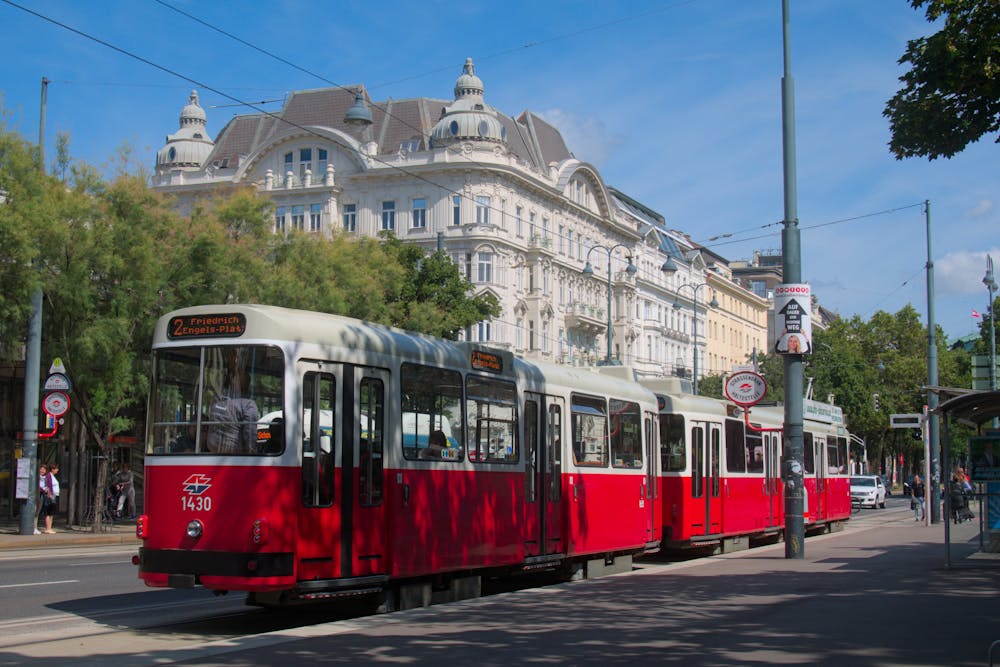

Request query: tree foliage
[
  {"left": 0, "top": 127, "right": 504, "bottom": 527},
  {"left": 885, "top": 0, "right": 1000, "bottom": 160}
]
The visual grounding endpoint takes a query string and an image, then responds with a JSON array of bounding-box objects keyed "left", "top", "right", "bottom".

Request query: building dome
[
  {"left": 453, "top": 57, "right": 484, "bottom": 98},
  {"left": 430, "top": 58, "right": 507, "bottom": 148},
  {"left": 156, "top": 90, "right": 215, "bottom": 171},
  {"left": 180, "top": 90, "right": 208, "bottom": 126}
]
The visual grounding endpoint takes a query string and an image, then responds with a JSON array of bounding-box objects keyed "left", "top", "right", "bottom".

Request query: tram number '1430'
[{"left": 182, "top": 495, "right": 213, "bottom": 511}]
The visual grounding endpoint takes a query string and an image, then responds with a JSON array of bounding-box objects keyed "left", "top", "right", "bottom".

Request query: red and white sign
[
  {"left": 724, "top": 371, "right": 767, "bottom": 407},
  {"left": 42, "top": 391, "right": 70, "bottom": 417}
]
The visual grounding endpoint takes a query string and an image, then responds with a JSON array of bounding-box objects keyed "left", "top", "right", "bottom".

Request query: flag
[{"left": 972, "top": 309, "right": 981, "bottom": 318}]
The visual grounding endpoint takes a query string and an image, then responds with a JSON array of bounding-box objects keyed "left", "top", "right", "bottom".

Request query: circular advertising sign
[
  {"left": 724, "top": 371, "right": 767, "bottom": 407},
  {"left": 43, "top": 391, "right": 70, "bottom": 417}
]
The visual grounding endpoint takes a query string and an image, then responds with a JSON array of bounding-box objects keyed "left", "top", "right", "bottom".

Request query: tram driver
[{"left": 206, "top": 359, "right": 260, "bottom": 454}]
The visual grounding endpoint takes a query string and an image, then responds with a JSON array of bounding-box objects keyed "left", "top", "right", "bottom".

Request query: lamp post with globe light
[
  {"left": 583, "top": 244, "right": 637, "bottom": 365},
  {"left": 671, "top": 283, "right": 717, "bottom": 395}
]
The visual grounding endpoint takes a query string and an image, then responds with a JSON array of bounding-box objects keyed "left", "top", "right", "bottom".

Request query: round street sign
[
  {"left": 724, "top": 371, "right": 767, "bottom": 407},
  {"left": 43, "top": 391, "right": 70, "bottom": 417}
]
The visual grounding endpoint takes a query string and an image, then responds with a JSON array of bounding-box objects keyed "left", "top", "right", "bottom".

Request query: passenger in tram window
[{"left": 420, "top": 430, "right": 447, "bottom": 460}]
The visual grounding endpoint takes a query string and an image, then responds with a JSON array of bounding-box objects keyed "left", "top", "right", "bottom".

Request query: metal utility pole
[
  {"left": 780, "top": 0, "right": 805, "bottom": 559},
  {"left": 924, "top": 200, "right": 941, "bottom": 523},
  {"left": 19, "top": 77, "right": 48, "bottom": 535}
]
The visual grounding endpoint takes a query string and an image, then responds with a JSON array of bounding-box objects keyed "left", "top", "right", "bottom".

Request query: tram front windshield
[{"left": 148, "top": 345, "right": 284, "bottom": 456}]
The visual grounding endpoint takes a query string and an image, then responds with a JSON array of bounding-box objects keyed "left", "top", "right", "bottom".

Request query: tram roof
[{"left": 154, "top": 304, "right": 656, "bottom": 404}]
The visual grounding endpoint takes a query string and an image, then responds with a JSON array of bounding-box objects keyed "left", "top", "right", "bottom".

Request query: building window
[
  {"left": 342, "top": 203, "right": 356, "bottom": 232},
  {"left": 299, "top": 148, "right": 312, "bottom": 178},
  {"left": 453, "top": 196, "right": 461, "bottom": 226},
  {"left": 275, "top": 206, "right": 287, "bottom": 232},
  {"left": 475, "top": 195, "right": 490, "bottom": 225},
  {"left": 477, "top": 252, "right": 494, "bottom": 284},
  {"left": 317, "top": 149, "right": 328, "bottom": 176},
  {"left": 381, "top": 201, "right": 395, "bottom": 231},
  {"left": 412, "top": 198, "right": 427, "bottom": 229},
  {"left": 516, "top": 206, "right": 523, "bottom": 237},
  {"left": 477, "top": 320, "right": 492, "bottom": 342},
  {"left": 529, "top": 211, "right": 536, "bottom": 237},
  {"left": 516, "top": 319, "right": 523, "bottom": 350},
  {"left": 500, "top": 198, "right": 507, "bottom": 230},
  {"left": 309, "top": 203, "right": 322, "bottom": 232},
  {"left": 283, "top": 152, "right": 293, "bottom": 174},
  {"left": 291, "top": 205, "right": 305, "bottom": 231}
]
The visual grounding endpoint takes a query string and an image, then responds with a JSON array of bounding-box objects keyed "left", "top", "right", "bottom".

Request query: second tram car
[
  {"left": 638, "top": 376, "right": 851, "bottom": 552},
  {"left": 136, "top": 305, "right": 661, "bottom": 608}
]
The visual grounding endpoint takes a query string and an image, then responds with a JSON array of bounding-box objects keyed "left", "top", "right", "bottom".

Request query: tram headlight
[{"left": 186, "top": 519, "right": 204, "bottom": 539}]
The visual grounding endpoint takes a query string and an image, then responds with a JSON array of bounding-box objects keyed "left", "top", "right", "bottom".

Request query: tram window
[
  {"left": 525, "top": 400, "right": 538, "bottom": 501},
  {"left": 547, "top": 404, "right": 562, "bottom": 502},
  {"left": 400, "top": 363, "right": 463, "bottom": 461},
  {"left": 148, "top": 345, "right": 284, "bottom": 456},
  {"left": 359, "top": 377, "right": 384, "bottom": 507},
  {"left": 746, "top": 428, "right": 764, "bottom": 474},
  {"left": 467, "top": 375, "right": 518, "bottom": 464},
  {"left": 660, "top": 414, "right": 686, "bottom": 472},
  {"left": 691, "top": 427, "right": 704, "bottom": 498},
  {"left": 610, "top": 399, "right": 642, "bottom": 469},
  {"left": 572, "top": 396, "right": 608, "bottom": 467},
  {"left": 725, "top": 419, "right": 747, "bottom": 473},
  {"left": 302, "top": 372, "right": 335, "bottom": 507},
  {"left": 803, "top": 432, "right": 815, "bottom": 474},
  {"left": 827, "top": 437, "right": 847, "bottom": 474}
]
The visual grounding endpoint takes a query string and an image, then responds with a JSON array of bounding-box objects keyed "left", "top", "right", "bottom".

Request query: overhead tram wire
[
  {"left": 1, "top": 0, "right": 502, "bottom": 225},
  {"left": 153, "top": 0, "right": 714, "bottom": 237},
  {"left": 366, "top": 0, "right": 706, "bottom": 91},
  {"left": 152, "top": 0, "right": 504, "bottom": 186},
  {"left": 699, "top": 202, "right": 927, "bottom": 250}
]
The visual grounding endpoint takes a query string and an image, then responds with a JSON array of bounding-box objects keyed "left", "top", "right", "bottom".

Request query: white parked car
[{"left": 850, "top": 475, "right": 887, "bottom": 509}]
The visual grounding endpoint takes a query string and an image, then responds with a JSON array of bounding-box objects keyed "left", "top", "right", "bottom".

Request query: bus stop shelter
[{"left": 932, "top": 387, "right": 1000, "bottom": 567}]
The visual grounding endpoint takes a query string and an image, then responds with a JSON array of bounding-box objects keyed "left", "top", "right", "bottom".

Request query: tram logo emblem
[{"left": 181, "top": 474, "right": 212, "bottom": 495}]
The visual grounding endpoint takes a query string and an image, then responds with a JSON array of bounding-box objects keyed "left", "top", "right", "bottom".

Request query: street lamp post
[
  {"left": 672, "top": 283, "right": 717, "bottom": 395},
  {"left": 583, "top": 244, "right": 636, "bottom": 364},
  {"left": 985, "top": 255, "right": 998, "bottom": 394}
]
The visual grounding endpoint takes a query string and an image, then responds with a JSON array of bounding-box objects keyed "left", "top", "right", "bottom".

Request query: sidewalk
[{"left": 0, "top": 517, "right": 139, "bottom": 549}]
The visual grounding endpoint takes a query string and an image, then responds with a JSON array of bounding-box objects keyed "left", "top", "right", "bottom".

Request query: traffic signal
[{"left": 872, "top": 393, "right": 880, "bottom": 411}]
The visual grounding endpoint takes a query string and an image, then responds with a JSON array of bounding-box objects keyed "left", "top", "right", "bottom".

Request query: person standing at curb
[
  {"left": 34, "top": 464, "right": 48, "bottom": 535},
  {"left": 41, "top": 463, "right": 60, "bottom": 534}
]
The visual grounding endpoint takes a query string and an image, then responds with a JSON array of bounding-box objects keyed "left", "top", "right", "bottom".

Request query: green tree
[
  {"left": 885, "top": 0, "right": 1000, "bottom": 160},
  {"left": 0, "top": 131, "right": 46, "bottom": 360}
]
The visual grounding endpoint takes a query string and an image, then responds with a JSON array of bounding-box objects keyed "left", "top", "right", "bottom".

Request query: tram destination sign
[{"left": 168, "top": 313, "right": 247, "bottom": 340}]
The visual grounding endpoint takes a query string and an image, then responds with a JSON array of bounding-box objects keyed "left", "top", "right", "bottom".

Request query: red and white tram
[
  {"left": 638, "top": 377, "right": 851, "bottom": 552},
  {"left": 136, "top": 305, "right": 660, "bottom": 608}
]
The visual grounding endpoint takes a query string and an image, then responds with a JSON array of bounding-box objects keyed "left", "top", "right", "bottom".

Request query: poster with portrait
[{"left": 774, "top": 283, "right": 813, "bottom": 355}]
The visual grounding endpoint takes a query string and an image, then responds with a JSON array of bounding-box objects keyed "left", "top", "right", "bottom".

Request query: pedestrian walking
[
  {"left": 34, "top": 464, "right": 48, "bottom": 535},
  {"left": 115, "top": 462, "right": 136, "bottom": 520},
  {"left": 911, "top": 474, "right": 925, "bottom": 522}
]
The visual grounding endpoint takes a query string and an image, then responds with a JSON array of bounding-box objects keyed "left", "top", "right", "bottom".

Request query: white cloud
[
  {"left": 936, "top": 248, "right": 1000, "bottom": 296},
  {"left": 966, "top": 199, "right": 994, "bottom": 218},
  {"left": 535, "top": 108, "right": 625, "bottom": 168}
]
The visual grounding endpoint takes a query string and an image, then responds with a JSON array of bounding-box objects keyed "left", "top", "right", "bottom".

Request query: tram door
[
  {"left": 812, "top": 433, "right": 828, "bottom": 522},
  {"left": 644, "top": 411, "right": 660, "bottom": 544},
  {"left": 691, "top": 421, "right": 723, "bottom": 535},
  {"left": 524, "top": 393, "right": 565, "bottom": 557},
  {"left": 349, "top": 367, "right": 390, "bottom": 577},
  {"left": 764, "top": 432, "right": 783, "bottom": 527},
  {"left": 297, "top": 362, "right": 339, "bottom": 579}
]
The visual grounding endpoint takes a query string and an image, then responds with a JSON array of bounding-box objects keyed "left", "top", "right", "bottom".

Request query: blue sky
[{"left": 1, "top": 0, "right": 997, "bottom": 344}]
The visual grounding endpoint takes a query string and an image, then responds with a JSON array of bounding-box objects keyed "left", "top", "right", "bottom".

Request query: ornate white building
[{"left": 152, "top": 59, "right": 764, "bottom": 383}]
